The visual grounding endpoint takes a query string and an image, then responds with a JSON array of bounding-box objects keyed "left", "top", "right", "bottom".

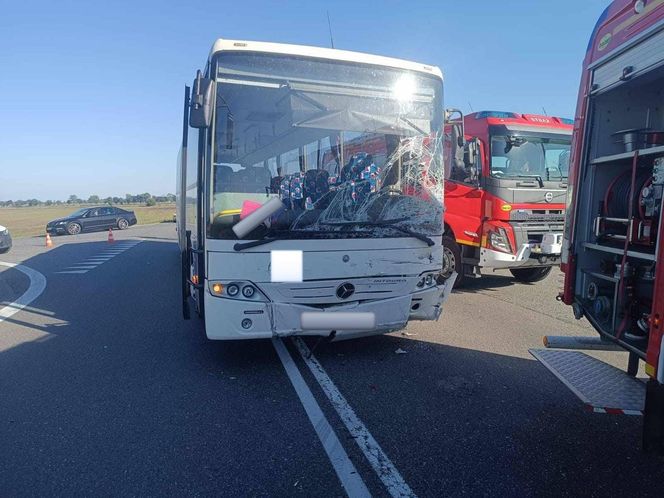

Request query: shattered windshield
[
  {"left": 490, "top": 135, "right": 571, "bottom": 181},
  {"left": 208, "top": 52, "right": 444, "bottom": 241}
]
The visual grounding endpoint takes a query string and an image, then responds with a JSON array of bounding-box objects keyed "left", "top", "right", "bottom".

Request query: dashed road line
[
  {"left": 272, "top": 337, "right": 371, "bottom": 498},
  {"left": 0, "top": 262, "right": 47, "bottom": 324},
  {"left": 293, "top": 337, "right": 416, "bottom": 498},
  {"left": 56, "top": 240, "right": 142, "bottom": 274}
]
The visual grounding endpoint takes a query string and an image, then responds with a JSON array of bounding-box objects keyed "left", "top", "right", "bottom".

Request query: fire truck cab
[{"left": 443, "top": 110, "right": 573, "bottom": 286}]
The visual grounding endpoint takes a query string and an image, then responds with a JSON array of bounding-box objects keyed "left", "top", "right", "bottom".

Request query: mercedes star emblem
[{"left": 336, "top": 282, "right": 355, "bottom": 300}]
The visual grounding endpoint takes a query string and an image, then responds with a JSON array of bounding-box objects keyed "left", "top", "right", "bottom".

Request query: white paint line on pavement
[
  {"left": 58, "top": 240, "right": 143, "bottom": 274},
  {"left": 293, "top": 337, "right": 416, "bottom": 498},
  {"left": 0, "top": 262, "right": 47, "bottom": 324},
  {"left": 272, "top": 338, "right": 371, "bottom": 498}
]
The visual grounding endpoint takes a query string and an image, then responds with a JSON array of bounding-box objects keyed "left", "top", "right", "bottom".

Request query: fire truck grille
[
  {"left": 510, "top": 209, "right": 565, "bottom": 223},
  {"left": 511, "top": 222, "right": 565, "bottom": 245}
]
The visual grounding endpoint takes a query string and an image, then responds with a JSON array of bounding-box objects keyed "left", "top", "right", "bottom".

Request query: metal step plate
[{"left": 530, "top": 349, "right": 646, "bottom": 415}]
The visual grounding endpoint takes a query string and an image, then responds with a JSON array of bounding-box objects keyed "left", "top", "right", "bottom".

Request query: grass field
[{"left": 0, "top": 204, "right": 176, "bottom": 238}]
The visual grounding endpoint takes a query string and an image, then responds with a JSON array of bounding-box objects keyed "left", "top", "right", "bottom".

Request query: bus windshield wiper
[
  {"left": 233, "top": 229, "right": 343, "bottom": 251},
  {"left": 320, "top": 218, "right": 435, "bottom": 246}
]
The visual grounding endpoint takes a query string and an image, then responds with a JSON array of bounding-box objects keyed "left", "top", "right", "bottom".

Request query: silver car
[{"left": 0, "top": 224, "right": 12, "bottom": 254}]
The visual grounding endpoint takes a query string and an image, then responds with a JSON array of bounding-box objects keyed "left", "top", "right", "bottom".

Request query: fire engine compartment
[{"left": 574, "top": 63, "right": 664, "bottom": 356}]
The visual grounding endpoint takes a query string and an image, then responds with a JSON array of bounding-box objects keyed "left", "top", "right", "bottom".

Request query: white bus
[{"left": 177, "top": 39, "right": 455, "bottom": 340}]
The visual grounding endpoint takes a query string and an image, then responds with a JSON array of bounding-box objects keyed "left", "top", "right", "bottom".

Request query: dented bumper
[{"left": 203, "top": 274, "right": 456, "bottom": 341}]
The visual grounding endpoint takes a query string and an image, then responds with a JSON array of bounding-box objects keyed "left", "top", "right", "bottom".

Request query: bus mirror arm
[{"left": 189, "top": 70, "right": 214, "bottom": 129}]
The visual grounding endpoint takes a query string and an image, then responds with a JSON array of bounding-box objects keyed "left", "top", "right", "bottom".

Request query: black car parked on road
[
  {"left": 0, "top": 224, "right": 12, "bottom": 253},
  {"left": 46, "top": 207, "right": 137, "bottom": 235}
]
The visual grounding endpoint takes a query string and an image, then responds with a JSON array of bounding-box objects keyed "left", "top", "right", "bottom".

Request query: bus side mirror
[{"left": 189, "top": 70, "right": 213, "bottom": 129}]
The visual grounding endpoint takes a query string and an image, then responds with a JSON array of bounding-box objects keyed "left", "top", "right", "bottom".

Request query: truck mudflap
[{"left": 530, "top": 349, "right": 646, "bottom": 415}]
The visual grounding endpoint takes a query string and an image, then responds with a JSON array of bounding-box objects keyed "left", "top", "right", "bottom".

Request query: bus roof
[{"left": 209, "top": 38, "right": 443, "bottom": 80}]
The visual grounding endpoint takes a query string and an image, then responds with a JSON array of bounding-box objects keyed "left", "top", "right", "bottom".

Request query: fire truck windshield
[
  {"left": 490, "top": 135, "right": 571, "bottom": 182},
  {"left": 208, "top": 52, "right": 445, "bottom": 241}
]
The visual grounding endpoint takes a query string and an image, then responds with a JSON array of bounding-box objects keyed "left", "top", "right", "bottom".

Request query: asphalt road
[{"left": 1, "top": 224, "right": 663, "bottom": 497}]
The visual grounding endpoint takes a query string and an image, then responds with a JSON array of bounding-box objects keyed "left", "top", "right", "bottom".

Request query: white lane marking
[
  {"left": 293, "top": 337, "right": 416, "bottom": 498},
  {"left": 58, "top": 240, "right": 142, "bottom": 274},
  {"left": 0, "top": 262, "right": 47, "bottom": 324},
  {"left": 272, "top": 338, "right": 371, "bottom": 498}
]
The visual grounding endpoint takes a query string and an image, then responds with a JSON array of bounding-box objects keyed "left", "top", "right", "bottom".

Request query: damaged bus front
[{"left": 178, "top": 39, "right": 455, "bottom": 340}]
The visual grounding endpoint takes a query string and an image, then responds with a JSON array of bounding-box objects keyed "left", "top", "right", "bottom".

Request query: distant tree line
[{"left": 0, "top": 193, "right": 176, "bottom": 208}]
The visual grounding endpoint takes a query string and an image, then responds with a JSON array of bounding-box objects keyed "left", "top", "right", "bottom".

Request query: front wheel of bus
[
  {"left": 510, "top": 266, "right": 552, "bottom": 283},
  {"left": 442, "top": 236, "right": 463, "bottom": 288}
]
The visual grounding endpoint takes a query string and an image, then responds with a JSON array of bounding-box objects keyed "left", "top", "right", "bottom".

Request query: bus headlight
[
  {"left": 415, "top": 271, "right": 439, "bottom": 290},
  {"left": 208, "top": 281, "right": 267, "bottom": 302}
]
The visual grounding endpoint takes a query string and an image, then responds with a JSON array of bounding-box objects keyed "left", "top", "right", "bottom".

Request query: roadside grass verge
[{"left": 0, "top": 204, "right": 176, "bottom": 237}]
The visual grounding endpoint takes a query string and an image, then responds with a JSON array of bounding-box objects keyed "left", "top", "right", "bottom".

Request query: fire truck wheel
[
  {"left": 509, "top": 266, "right": 552, "bottom": 283},
  {"left": 442, "top": 236, "right": 463, "bottom": 287}
]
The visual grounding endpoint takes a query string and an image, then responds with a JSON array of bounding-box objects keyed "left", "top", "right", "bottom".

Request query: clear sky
[{"left": 1, "top": 0, "right": 608, "bottom": 201}]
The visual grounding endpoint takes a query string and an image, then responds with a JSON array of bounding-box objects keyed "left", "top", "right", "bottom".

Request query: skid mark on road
[
  {"left": 293, "top": 337, "right": 416, "bottom": 498},
  {"left": 0, "top": 262, "right": 47, "bottom": 324},
  {"left": 56, "top": 240, "right": 142, "bottom": 274},
  {"left": 273, "top": 338, "right": 371, "bottom": 498}
]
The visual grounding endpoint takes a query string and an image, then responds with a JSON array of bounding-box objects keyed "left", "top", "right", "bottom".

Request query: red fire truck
[
  {"left": 443, "top": 111, "right": 573, "bottom": 286},
  {"left": 532, "top": 0, "right": 664, "bottom": 453}
]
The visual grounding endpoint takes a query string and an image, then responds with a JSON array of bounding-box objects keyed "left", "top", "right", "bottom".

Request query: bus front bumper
[{"left": 203, "top": 276, "right": 455, "bottom": 341}]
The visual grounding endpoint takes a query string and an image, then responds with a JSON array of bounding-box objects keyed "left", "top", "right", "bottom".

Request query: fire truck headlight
[{"left": 489, "top": 228, "right": 513, "bottom": 254}]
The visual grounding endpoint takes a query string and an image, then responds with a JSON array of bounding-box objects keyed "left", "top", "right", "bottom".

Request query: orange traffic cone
[
  {"left": 45, "top": 232, "right": 53, "bottom": 248},
  {"left": 107, "top": 228, "right": 115, "bottom": 244}
]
